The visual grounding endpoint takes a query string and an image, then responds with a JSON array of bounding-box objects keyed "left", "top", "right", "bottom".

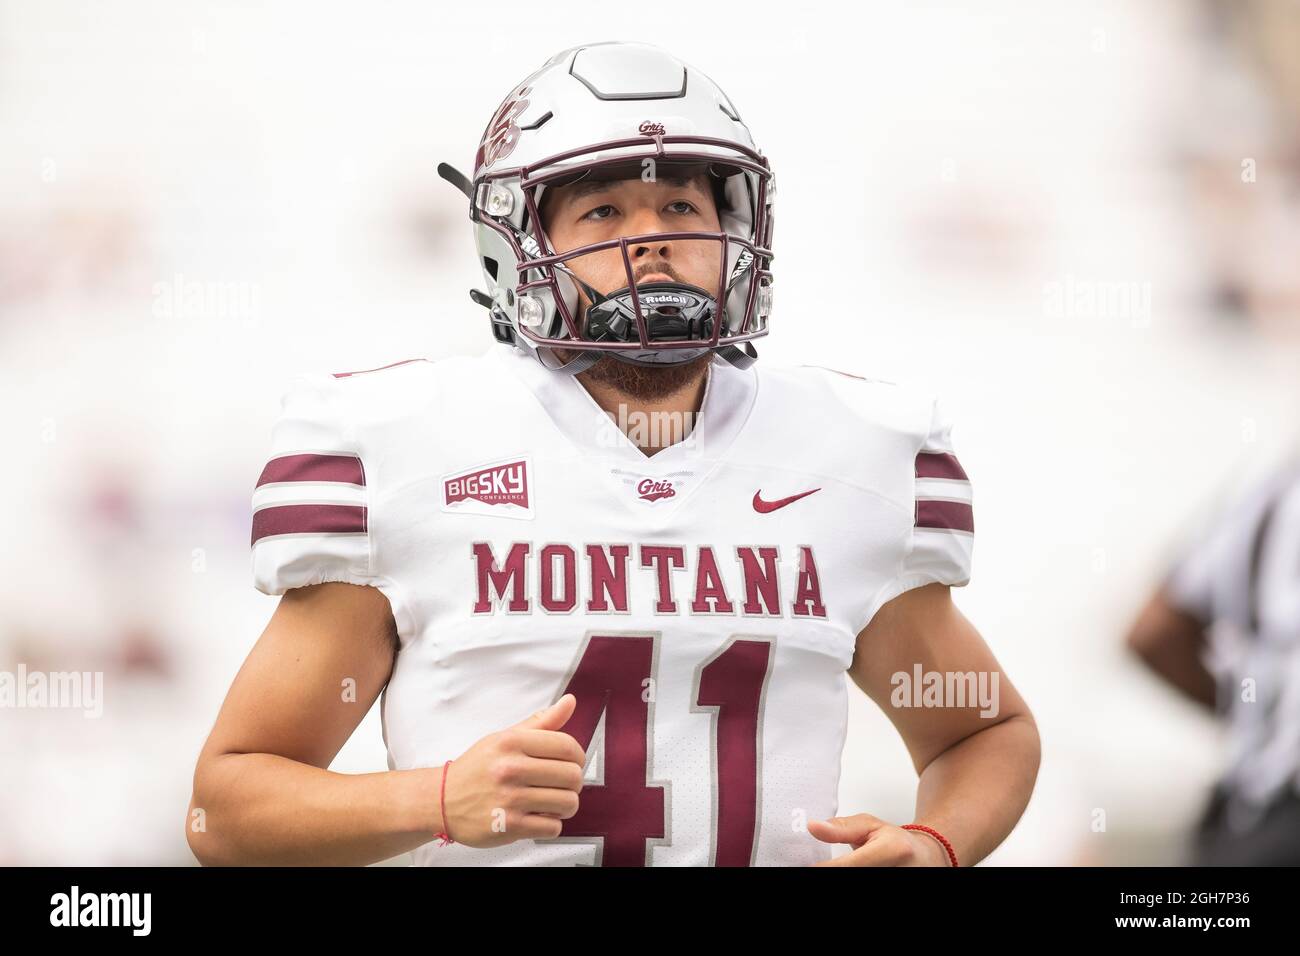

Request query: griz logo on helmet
[
  {"left": 476, "top": 85, "right": 532, "bottom": 171},
  {"left": 638, "top": 121, "right": 666, "bottom": 136}
]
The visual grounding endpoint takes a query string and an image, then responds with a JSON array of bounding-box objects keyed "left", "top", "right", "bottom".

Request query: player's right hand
[{"left": 439, "top": 693, "right": 587, "bottom": 848}]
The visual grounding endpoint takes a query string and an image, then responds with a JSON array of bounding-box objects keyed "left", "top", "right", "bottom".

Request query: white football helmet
[{"left": 439, "top": 41, "right": 775, "bottom": 372}]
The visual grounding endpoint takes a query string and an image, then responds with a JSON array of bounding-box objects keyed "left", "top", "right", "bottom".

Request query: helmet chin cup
[
  {"left": 604, "top": 346, "right": 714, "bottom": 367},
  {"left": 583, "top": 280, "right": 718, "bottom": 366}
]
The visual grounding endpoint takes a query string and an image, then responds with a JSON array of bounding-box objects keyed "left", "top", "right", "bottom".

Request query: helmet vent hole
[{"left": 482, "top": 257, "right": 499, "bottom": 281}]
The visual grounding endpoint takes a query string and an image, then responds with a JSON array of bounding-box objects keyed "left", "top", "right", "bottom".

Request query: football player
[
  {"left": 1127, "top": 457, "right": 1300, "bottom": 865},
  {"left": 187, "top": 41, "right": 1039, "bottom": 866}
]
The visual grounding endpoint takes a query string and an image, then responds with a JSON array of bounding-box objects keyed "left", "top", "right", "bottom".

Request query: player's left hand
[{"left": 806, "top": 813, "right": 950, "bottom": 866}]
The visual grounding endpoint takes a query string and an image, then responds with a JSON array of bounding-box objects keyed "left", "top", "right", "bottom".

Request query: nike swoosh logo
[{"left": 752, "top": 487, "right": 821, "bottom": 513}]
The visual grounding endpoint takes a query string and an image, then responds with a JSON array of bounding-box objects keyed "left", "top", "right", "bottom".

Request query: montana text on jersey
[{"left": 249, "top": 350, "right": 974, "bottom": 866}]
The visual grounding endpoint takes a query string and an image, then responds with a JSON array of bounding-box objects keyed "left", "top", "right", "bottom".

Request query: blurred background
[{"left": 1, "top": 0, "right": 1297, "bottom": 865}]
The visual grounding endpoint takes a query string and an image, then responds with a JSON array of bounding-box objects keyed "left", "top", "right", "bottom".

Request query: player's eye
[
  {"left": 581, "top": 204, "right": 616, "bottom": 221},
  {"left": 668, "top": 200, "right": 698, "bottom": 215}
]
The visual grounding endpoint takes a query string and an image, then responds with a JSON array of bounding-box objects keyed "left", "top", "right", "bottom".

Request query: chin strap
[
  {"left": 533, "top": 346, "right": 603, "bottom": 375},
  {"left": 531, "top": 341, "right": 755, "bottom": 375},
  {"left": 715, "top": 342, "right": 758, "bottom": 369},
  {"left": 437, "top": 162, "right": 473, "bottom": 201}
]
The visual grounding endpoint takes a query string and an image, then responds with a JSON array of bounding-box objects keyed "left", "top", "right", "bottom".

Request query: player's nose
[
  {"left": 629, "top": 236, "right": 673, "bottom": 270},
  {"left": 625, "top": 204, "right": 677, "bottom": 246}
]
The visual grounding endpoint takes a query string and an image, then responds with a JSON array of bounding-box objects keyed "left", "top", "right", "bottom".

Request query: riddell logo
[
  {"left": 638, "top": 121, "right": 666, "bottom": 136},
  {"left": 444, "top": 458, "right": 531, "bottom": 517},
  {"left": 637, "top": 478, "right": 676, "bottom": 502}
]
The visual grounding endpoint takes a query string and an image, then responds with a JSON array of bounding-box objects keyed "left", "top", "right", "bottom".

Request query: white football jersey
[
  {"left": 250, "top": 345, "right": 974, "bottom": 866},
  {"left": 1164, "top": 459, "right": 1300, "bottom": 816}
]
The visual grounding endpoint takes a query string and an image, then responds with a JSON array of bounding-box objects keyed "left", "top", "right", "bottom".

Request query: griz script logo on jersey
[{"left": 637, "top": 478, "right": 676, "bottom": 502}]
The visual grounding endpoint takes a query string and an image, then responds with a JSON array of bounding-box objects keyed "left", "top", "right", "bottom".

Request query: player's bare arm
[
  {"left": 808, "top": 583, "right": 1040, "bottom": 866},
  {"left": 1124, "top": 586, "right": 1215, "bottom": 710},
  {"left": 186, "top": 582, "right": 586, "bottom": 865}
]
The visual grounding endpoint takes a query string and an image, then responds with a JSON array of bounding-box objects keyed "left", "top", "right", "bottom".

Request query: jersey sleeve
[
  {"left": 250, "top": 373, "right": 372, "bottom": 595},
  {"left": 903, "top": 396, "right": 975, "bottom": 589},
  {"left": 861, "top": 396, "right": 974, "bottom": 628}
]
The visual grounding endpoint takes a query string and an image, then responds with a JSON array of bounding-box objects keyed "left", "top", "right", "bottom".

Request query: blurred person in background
[
  {"left": 1126, "top": 456, "right": 1300, "bottom": 865},
  {"left": 1125, "top": 0, "right": 1300, "bottom": 866}
]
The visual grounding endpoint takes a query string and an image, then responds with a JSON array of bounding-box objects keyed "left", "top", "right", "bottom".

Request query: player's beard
[
  {"left": 549, "top": 273, "right": 713, "bottom": 400},
  {"left": 556, "top": 349, "right": 713, "bottom": 402}
]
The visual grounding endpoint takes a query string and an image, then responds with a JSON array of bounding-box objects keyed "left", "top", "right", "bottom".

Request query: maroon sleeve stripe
[
  {"left": 251, "top": 504, "right": 367, "bottom": 546},
  {"left": 916, "top": 499, "right": 974, "bottom": 533},
  {"left": 915, "top": 452, "right": 968, "bottom": 481},
  {"left": 332, "top": 358, "right": 430, "bottom": 378},
  {"left": 256, "top": 453, "right": 364, "bottom": 487}
]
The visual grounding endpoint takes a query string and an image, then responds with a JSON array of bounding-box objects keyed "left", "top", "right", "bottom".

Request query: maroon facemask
[{"left": 441, "top": 134, "right": 775, "bottom": 371}]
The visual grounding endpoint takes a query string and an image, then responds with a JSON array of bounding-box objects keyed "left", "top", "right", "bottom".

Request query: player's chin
[{"left": 563, "top": 349, "right": 713, "bottom": 401}]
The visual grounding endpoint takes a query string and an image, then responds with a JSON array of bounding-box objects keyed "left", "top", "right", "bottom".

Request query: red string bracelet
[
  {"left": 902, "top": 823, "right": 958, "bottom": 867},
  {"left": 433, "top": 759, "right": 455, "bottom": 846}
]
